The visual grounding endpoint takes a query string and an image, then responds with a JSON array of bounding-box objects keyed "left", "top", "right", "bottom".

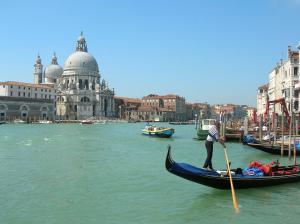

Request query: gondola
[
  {"left": 246, "top": 143, "right": 300, "bottom": 156},
  {"left": 165, "top": 147, "right": 300, "bottom": 189}
]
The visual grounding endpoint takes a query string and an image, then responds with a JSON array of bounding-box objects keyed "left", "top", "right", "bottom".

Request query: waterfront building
[
  {"left": 256, "top": 84, "right": 268, "bottom": 117},
  {"left": 246, "top": 107, "right": 257, "bottom": 123},
  {"left": 137, "top": 94, "right": 186, "bottom": 121},
  {"left": 258, "top": 44, "right": 300, "bottom": 118},
  {"left": 55, "top": 33, "right": 115, "bottom": 120},
  {"left": 114, "top": 97, "right": 142, "bottom": 120},
  {"left": 0, "top": 81, "right": 55, "bottom": 121}
]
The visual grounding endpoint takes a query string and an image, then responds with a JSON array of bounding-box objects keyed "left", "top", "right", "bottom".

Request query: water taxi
[{"left": 142, "top": 125, "right": 175, "bottom": 138}]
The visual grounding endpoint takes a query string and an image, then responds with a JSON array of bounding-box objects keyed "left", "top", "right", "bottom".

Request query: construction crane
[{"left": 264, "top": 97, "right": 291, "bottom": 125}]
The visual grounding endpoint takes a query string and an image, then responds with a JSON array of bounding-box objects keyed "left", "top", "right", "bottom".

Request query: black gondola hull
[
  {"left": 246, "top": 143, "right": 300, "bottom": 156},
  {"left": 165, "top": 148, "right": 300, "bottom": 189}
]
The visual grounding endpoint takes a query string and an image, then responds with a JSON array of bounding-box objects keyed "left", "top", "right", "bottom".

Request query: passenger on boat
[{"left": 203, "top": 121, "right": 225, "bottom": 170}]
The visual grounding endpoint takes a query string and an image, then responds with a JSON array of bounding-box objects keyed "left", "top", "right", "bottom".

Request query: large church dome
[
  {"left": 63, "top": 33, "right": 99, "bottom": 73},
  {"left": 64, "top": 51, "right": 98, "bottom": 72}
]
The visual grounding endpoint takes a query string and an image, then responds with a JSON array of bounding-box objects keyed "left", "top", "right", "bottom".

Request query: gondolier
[{"left": 203, "top": 121, "right": 225, "bottom": 170}]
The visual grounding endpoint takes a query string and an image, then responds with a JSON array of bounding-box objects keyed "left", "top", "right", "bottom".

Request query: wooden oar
[{"left": 223, "top": 146, "right": 240, "bottom": 213}]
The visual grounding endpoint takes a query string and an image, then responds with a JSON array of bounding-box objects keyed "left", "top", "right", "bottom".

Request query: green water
[{"left": 0, "top": 123, "right": 300, "bottom": 224}]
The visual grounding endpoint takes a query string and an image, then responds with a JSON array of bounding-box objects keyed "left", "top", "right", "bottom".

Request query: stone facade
[
  {"left": 0, "top": 81, "right": 56, "bottom": 121},
  {"left": 0, "top": 96, "right": 55, "bottom": 122}
]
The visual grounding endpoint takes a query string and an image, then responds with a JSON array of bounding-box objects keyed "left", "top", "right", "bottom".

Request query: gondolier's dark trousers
[{"left": 203, "top": 140, "right": 214, "bottom": 169}]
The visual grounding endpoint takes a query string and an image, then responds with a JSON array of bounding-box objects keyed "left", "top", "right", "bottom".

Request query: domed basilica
[{"left": 34, "top": 33, "right": 115, "bottom": 120}]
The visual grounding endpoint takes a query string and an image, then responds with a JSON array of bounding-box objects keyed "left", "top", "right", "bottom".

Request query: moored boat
[
  {"left": 245, "top": 142, "right": 300, "bottom": 156},
  {"left": 13, "top": 119, "right": 26, "bottom": 124},
  {"left": 142, "top": 125, "right": 174, "bottom": 138},
  {"left": 165, "top": 147, "right": 300, "bottom": 189},
  {"left": 196, "top": 119, "right": 216, "bottom": 140},
  {"left": 81, "top": 120, "right": 94, "bottom": 124}
]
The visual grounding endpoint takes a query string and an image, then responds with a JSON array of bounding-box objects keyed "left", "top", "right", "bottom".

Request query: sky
[{"left": 0, "top": 0, "right": 300, "bottom": 106}]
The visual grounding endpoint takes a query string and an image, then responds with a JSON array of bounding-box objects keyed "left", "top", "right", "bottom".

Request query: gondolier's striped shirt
[{"left": 206, "top": 125, "right": 220, "bottom": 142}]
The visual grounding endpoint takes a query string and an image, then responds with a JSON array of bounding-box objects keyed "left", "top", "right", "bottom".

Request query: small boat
[
  {"left": 196, "top": 119, "right": 216, "bottom": 140},
  {"left": 0, "top": 121, "right": 6, "bottom": 125},
  {"left": 38, "top": 120, "right": 52, "bottom": 124},
  {"left": 81, "top": 120, "right": 94, "bottom": 124},
  {"left": 13, "top": 119, "right": 26, "bottom": 124},
  {"left": 165, "top": 147, "right": 300, "bottom": 189},
  {"left": 142, "top": 125, "right": 174, "bottom": 138}
]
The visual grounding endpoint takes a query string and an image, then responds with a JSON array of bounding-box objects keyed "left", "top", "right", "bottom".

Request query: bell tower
[{"left": 34, "top": 54, "right": 43, "bottom": 84}]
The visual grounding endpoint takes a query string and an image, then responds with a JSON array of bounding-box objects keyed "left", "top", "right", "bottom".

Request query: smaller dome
[{"left": 45, "top": 64, "right": 63, "bottom": 78}]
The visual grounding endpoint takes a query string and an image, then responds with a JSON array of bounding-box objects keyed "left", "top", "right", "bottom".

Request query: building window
[
  {"left": 28, "top": 93, "right": 30, "bottom": 97},
  {"left": 10, "top": 91, "right": 13, "bottom": 96},
  {"left": 35, "top": 93, "right": 37, "bottom": 98},
  {"left": 45, "top": 89, "right": 47, "bottom": 92},
  {"left": 45, "top": 94, "right": 47, "bottom": 99},
  {"left": 41, "top": 89, "right": 43, "bottom": 92},
  {"left": 10, "top": 86, "right": 12, "bottom": 88},
  {"left": 84, "top": 80, "right": 89, "bottom": 90},
  {"left": 18, "top": 92, "right": 20, "bottom": 96},
  {"left": 23, "top": 92, "right": 25, "bottom": 97},
  {"left": 18, "top": 86, "right": 20, "bottom": 89},
  {"left": 49, "top": 95, "right": 51, "bottom": 99},
  {"left": 294, "top": 67, "right": 298, "bottom": 76},
  {"left": 23, "top": 87, "right": 25, "bottom": 90}
]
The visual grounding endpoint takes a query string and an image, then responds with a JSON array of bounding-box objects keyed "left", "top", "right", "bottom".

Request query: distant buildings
[
  {"left": 186, "top": 103, "right": 211, "bottom": 120},
  {"left": 114, "top": 94, "right": 253, "bottom": 122},
  {"left": 137, "top": 94, "right": 186, "bottom": 121}
]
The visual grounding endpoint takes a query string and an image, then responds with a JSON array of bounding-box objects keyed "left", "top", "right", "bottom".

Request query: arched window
[
  {"left": 0, "top": 104, "right": 7, "bottom": 111},
  {"left": 81, "top": 97, "right": 90, "bottom": 102}
]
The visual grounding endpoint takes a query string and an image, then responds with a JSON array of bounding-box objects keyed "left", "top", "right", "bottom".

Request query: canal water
[{"left": 0, "top": 123, "right": 299, "bottom": 224}]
